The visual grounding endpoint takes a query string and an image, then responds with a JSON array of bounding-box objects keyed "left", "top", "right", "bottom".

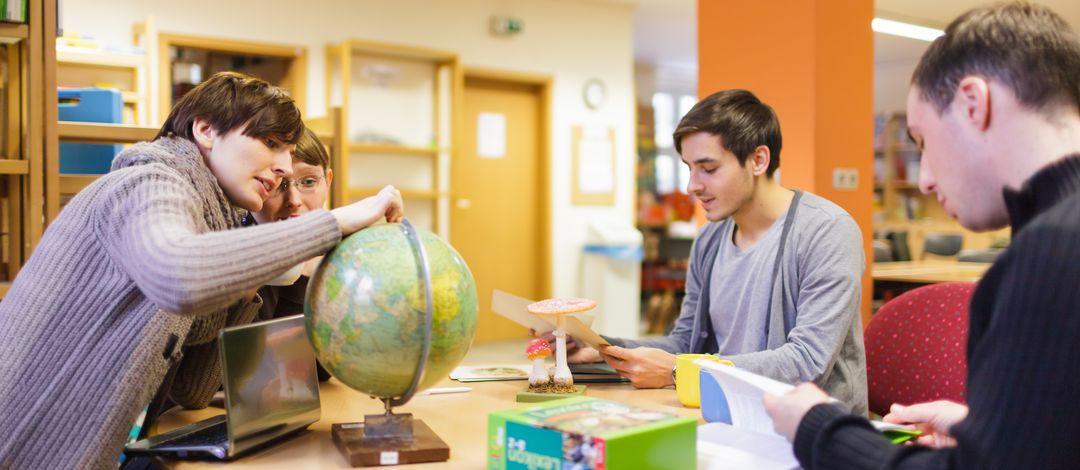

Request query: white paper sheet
[
  {"left": 577, "top": 137, "right": 613, "bottom": 194},
  {"left": 697, "top": 423, "right": 799, "bottom": 470},
  {"left": 491, "top": 290, "right": 555, "bottom": 333},
  {"left": 562, "top": 315, "right": 610, "bottom": 350},
  {"left": 490, "top": 290, "right": 597, "bottom": 334},
  {"left": 477, "top": 112, "right": 506, "bottom": 158}
]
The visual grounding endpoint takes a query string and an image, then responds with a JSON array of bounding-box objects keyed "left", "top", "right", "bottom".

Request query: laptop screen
[{"left": 219, "top": 314, "right": 321, "bottom": 454}]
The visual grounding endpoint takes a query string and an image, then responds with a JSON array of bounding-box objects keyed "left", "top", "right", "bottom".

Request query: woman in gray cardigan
[{"left": 0, "top": 72, "right": 402, "bottom": 469}]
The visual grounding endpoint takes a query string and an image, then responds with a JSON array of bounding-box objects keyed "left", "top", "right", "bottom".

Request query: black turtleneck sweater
[{"left": 792, "top": 155, "right": 1080, "bottom": 469}]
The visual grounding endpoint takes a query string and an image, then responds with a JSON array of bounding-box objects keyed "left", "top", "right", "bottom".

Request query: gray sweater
[
  {"left": 611, "top": 192, "right": 868, "bottom": 414},
  {"left": 0, "top": 138, "right": 341, "bottom": 469}
]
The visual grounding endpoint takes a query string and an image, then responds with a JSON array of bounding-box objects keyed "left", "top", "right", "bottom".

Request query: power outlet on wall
[{"left": 832, "top": 168, "right": 859, "bottom": 191}]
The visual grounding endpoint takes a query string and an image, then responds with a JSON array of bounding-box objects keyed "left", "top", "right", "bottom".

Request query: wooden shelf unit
[
  {"left": 140, "top": 28, "right": 308, "bottom": 124},
  {"left": 1, "top": 0, "right": 50, "bottom": 296},
  {"left": 54, "top": 122, "right": 159, "bottom": 196},
  {"left": 56, "top": 44, "right": 150, "bottom": 126},
  {"left": 57, "top": 121, "right": 157, "bottom": 144},
  {"left": 0, "top": 23, "right": 28, "bottom": 42},
  {"left": 325, "top": 39, "right": 461, "bottom": 234},
  {"left": 303, "top": 106, "right": 345, "bottom": 208},
  {"left": 872, "top": 112, "right": 1011, "bottom": 260}
]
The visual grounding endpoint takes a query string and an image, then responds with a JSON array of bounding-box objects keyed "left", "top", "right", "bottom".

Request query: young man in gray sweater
[{"left": 573, "top": 90, "right": 867, "bottom": 414}]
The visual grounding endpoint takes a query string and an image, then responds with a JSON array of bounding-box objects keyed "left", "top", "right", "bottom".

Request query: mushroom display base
[{"left": 515, "top": 384, "right": 587, "bottom": 403}]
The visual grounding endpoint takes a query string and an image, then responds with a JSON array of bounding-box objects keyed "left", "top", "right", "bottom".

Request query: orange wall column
[{"left": 697, "top": 0, "right": 875, "bottom": 326}]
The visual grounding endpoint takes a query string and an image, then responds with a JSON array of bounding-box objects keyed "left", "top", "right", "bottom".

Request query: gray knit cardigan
[{"left": 0, "top": 137, "right": 341, "bottom": 469}]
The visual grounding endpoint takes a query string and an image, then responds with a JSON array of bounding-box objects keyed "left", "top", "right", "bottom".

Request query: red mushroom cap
[{"left": 526, "top": 338, "right": 553, "bottom": 360}]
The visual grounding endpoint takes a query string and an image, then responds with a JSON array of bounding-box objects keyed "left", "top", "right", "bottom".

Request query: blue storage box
[{"left": 59, "top": 88, "right": 123, "bottom": 174}]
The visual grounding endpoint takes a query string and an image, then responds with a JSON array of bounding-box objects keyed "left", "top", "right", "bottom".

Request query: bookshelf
[
  {"left": 54, "top": 122, "right": 158, "bottom": 200},
  {"left": 872, "top": 112, "right": 1010, "bottom": 260},
  {"left": 325, "top": 39, "right": 460, "bottom": 234},
  {"left": 302, "top": 106, "right": 345, "bottom": 208},
  {"left": 56, "top": 44, "right": 149, "bottom": 126},
  {"left": 1, "top": 0, "right": 48, "bottom": 297},
  {"left": 135, "top": 23, "right": 307, "bottom": 124}
]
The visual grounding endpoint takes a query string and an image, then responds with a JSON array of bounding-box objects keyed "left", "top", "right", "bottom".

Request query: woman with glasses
[{"left": 255, "top": 128, "right": 336, "bottom": 380}]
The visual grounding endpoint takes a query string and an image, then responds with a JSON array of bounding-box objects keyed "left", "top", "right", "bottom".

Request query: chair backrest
[
  {"left": 957, "top": 248, "right": 1002, "bottom": 263},
  {"left": 872, "top": 239, "right": 893, "bottom": 263},
  {"left": 884, "top": 231, "right": 911, "bottom": 261},
  {"left": 922, "top": 233, "right": 963, "bottom": 258},
  {"left": 864, "top": 282, "right": 975, "bottom": 416}
]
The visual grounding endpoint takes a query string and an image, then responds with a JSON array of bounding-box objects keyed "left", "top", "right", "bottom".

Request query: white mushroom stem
[
  {"left": 529, "top": 358, "right": 550, "bottom": 386},
  {"left": 553, "top": 316, "right": 573, "bottom": 385}
]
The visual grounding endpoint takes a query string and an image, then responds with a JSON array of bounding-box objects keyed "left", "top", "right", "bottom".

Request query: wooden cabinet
[
  {"left": 325, "top": 39, "right": 460, "bottom": 233},
  {"left": 0, "top": 3, "right": 45, "bottom": 297}
]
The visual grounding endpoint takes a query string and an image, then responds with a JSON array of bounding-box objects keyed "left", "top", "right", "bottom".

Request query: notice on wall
[
  {"left": 572, "top": 126, "right": 616, "bottom": 205},
  {"left": 477, "top": 112, "right": 507, "bottom": 159},
  {"left": 577, "top": 134, "right": 614, "bottom": 194}
]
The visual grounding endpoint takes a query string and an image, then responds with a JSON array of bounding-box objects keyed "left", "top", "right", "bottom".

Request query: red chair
[{"left": 864, "top": 282, "right": 975, "bottom": 416}]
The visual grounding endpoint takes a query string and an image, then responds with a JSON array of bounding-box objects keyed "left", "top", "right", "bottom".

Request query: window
[{"left": 652, "top": 92, "right": 698, "bottom": 194}]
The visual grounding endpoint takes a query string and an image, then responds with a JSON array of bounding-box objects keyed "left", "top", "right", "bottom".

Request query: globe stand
[
  {"left": 331, "top": 410, "right": 449, "bottom": 466},
  {"left": 330, "top": 219, "right": 451, "bottom": 467}
]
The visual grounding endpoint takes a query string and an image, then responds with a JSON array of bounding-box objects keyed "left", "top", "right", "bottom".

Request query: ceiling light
[{"left": 872, "top": 18, "right": 944, "bottom": 42}]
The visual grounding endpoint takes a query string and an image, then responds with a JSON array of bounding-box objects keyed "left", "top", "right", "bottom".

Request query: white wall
[
  {"left": 63, "top": 0, "right": 639, "bottom": 306},
  {"left": 875, "top": 60, "right": 917, "bottom": 115}
]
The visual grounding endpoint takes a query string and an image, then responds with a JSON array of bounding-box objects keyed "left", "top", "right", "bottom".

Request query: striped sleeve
[{"left": 96, "top": 166, "right": 341, "bottom": 316}]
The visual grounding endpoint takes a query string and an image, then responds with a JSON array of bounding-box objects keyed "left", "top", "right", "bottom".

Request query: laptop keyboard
[{"left": 159, "top": 420, "right": 228, "bottom": 448}]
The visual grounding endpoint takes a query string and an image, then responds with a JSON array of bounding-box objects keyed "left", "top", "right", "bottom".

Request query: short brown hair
[
  {"left": 673, "top": 89, "right": 782, "bottom": 177},
  {"left": 913, "top": 3, "right": 1080, "bottom": 114},
  {"left": 156, "top": 71, "right": 304, "bottom": 145},
  {"left": 293, "top": 127, "right": 330, "bottom": 172}
]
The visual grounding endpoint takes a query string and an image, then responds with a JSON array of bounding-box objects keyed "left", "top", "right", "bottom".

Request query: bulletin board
[{"left": 571, "top": 125, "right": 616, "bottom": 206}]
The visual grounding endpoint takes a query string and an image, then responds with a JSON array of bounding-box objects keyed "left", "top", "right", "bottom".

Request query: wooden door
[{"left": 452, "top": 74, "right": 548, "bottom": 342}]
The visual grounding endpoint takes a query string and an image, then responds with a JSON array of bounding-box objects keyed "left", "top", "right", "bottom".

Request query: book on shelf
[{"left": 0, "top": 0, "right": 27, "bottom": 23}]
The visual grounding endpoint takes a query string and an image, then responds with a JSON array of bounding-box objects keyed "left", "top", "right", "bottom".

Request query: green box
[{"left": 487, "top": 396, "right": 696, "bottom": 470}]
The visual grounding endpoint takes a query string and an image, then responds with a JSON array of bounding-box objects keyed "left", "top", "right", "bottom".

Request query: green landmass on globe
[{"left": 305, "top": 223, "right": 478, "bottom": 399}]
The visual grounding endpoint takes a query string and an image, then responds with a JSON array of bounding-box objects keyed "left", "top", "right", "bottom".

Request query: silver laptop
[{"left": 126, "top": 314, "right": 321, "bottom": 459}]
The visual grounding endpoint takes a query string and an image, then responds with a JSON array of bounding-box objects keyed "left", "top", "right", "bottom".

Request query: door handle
[{"left": 456, "top": 198, "right": 472, "bottom": 209}]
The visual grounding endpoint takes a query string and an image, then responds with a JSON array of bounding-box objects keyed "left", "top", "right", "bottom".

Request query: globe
[{"left": 304, "top": 223, "right": 478, "bottom": 399}]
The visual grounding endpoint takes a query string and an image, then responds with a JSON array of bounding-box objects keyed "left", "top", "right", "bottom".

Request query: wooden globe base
[{"left": 331, "top": 414, "right": 449, "bottom": 467}]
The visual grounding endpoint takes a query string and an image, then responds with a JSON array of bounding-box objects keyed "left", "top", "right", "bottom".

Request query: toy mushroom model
[
  {"left": 525, "top": 338, "right": 553, "bottom": 389},
  {"left": 526, "top": 298, "right": 598, "bottom": 390}
]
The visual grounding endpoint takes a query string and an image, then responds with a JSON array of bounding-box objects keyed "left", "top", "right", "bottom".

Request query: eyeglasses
[{"left": 275, "top": 175, "right": 324, "bottom": 195}]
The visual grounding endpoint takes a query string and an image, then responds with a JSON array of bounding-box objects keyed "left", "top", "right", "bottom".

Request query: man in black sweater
[{"left": 763, "top": 3, "right": 1080, "bottom": 469}]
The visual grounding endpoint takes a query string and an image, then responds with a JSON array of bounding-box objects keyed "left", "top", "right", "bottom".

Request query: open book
[{"left": 695, "top": 360, "right": 921, "bottom": 442}]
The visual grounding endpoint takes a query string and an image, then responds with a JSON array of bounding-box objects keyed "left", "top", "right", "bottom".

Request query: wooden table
[
  {"left": 872, "top": 260, "right": 991, "bottom": 284},
  {"left": 158, "top": 341, "right": 702, "bottom": 469}
]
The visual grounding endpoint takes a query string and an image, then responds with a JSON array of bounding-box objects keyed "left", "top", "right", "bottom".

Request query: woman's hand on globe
[{"left": 331, "top": 185, "right": 404, "bottom": 235}]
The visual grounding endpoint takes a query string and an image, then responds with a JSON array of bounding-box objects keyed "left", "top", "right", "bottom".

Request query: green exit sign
[{"left": 491, "top": 16, "right": 524, "bottom": 36}]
